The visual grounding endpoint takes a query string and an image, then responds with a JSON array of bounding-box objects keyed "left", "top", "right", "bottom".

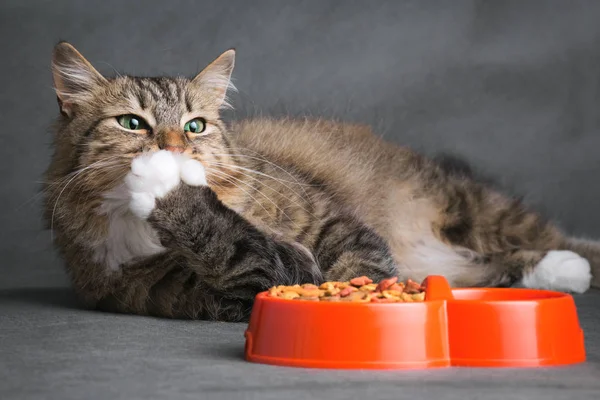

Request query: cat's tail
[{"left": 562, "top": 237, "right": 600, "bottom": 289}]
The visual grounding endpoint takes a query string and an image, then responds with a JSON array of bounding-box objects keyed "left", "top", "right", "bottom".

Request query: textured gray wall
[{"left": 2, "top": 0, "right": 600, "bottom": 289}]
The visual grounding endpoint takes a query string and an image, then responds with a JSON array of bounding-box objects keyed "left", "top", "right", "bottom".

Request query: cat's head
[{"left": 49, "top": 41, "right": 237, "bottom": 186}]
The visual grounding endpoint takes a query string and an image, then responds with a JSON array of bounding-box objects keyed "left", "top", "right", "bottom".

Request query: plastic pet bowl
[{"left": 244, "top": 276, "right": 586, "bottom": 369}]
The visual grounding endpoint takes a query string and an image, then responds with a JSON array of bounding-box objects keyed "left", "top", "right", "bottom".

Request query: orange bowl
[
  {"left": 447, "top": 288, "right": 586, "bottom": 367},
  {"left": 244, "top": 276, "right": 586, "bottom": 369}
]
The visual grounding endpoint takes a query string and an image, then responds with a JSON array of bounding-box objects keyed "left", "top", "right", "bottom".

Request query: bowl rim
[
  {"left": 449, "top": 287, "right": 571, "bottom": 304},
  {"left": 255, "top": 286, "right": 574, "bottom": 307},
  {"left": 253, "top": 291, "right": 444, "bottom": 307}
]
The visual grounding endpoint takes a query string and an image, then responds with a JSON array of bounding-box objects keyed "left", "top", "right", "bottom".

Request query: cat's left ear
[
  {"left": 51, "top": 42, "right": 107, "bottom": 118},
  {"left": 191, "top": 49, "right": 236, "bottom": 109}
]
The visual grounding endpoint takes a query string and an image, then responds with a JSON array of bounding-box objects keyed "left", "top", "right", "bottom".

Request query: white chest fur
[{"left": 94, "top": 184, "right": 165, "bottom": 270}]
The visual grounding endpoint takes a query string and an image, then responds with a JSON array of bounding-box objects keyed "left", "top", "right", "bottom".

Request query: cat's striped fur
[{"left": 44, "top": 42, "right": 598, "bottom": 321}]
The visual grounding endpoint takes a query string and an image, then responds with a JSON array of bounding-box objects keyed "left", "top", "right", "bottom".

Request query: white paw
[
  {"left": 179, "top": 158, "right": 207, "bottom": 186},
  {"left": 522, "top": 250, "right": 592, "bottom": 293},
  {"left": 125, "top": 151, "right": 207, "bottom": 219}
]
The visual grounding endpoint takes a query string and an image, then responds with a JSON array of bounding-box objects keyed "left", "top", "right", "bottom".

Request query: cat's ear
[
  {"left": 191, "top": 49, "right": 236, "bottom": 109},
  {"left": 51, "top": 42, "right": 107, "bottom": 118}
]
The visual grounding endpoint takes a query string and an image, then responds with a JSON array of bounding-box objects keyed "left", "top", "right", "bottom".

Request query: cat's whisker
[
  {"left": 208, "top": 152, "right": 322, "bottom": 187},
  {"left": 205, "top": 161, "right": 320, "bottom": 220},
  {"left": 224, "top": 146, "right": 325, "bottom": 189},
  {"left": 208, "top": 150, "right": 321, "bottom": 202},
  {"left": 49, "top": 156, "right": 129, "bottom": 241},
  {"left": 205, "top": 167, "right": 304, "bottom": 232},
  {"left": 67, "top": 164, "right": 131, "bottom": 211},
  {"left": 205, "top": 168, "right": 279, "bottom": 235},
  {"left": 205, "top": 160, "right": 312, "bottom": 200},
  {"left": 44, "top": 155, "right": 126, "bottom": 189}
]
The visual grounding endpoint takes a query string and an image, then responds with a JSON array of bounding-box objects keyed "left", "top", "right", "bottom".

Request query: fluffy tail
[{"left": 563, "top": 237, "right": 600, "bottom": 289}]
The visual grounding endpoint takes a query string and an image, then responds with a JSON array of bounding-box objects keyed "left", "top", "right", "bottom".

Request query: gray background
[
  {"left": 2, "top": 0, "right": 600, "bottom": 289},
  {"left": 1, "top": 1, "right": 600, "bottom": 399}
]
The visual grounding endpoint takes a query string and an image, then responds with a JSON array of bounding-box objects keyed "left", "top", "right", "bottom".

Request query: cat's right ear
[{"left": 51, "top": 42, "right": 107, "bottom": 118}]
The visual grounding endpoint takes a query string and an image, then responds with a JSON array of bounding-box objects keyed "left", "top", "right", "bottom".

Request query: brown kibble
[
  {"left": 382, "top": 290, "right": 402, "bottom": 299},
  {"left": 400, "top": 292, "right": 414, "bottom": 302},
  {"left": 405, "top": 279, "right": 423, "bottom": 293},
  {"left": 339, "top": 286, "right": 358, "bottom": 297},
  {"left": 412, "top": 292, "right": 426, "bottom": 301},
  {"left": 284, "top": 286, "right": 304, "bottom": 294},
  {"left": 300, "top": 289, "right": 320, "bottom": 297},
  {"left": 282, "top": 291, "right": 300, "bottom": 300},
  {"left": 347, "top": 291, "right": 371, "bottom": 303},
  {"left": 376, "top": 277, "right": 398, "bottom": 292},
  {"left": 297, "top": 296, "right": 319, "bottom": 301},
  {"left": 269, "top": 276, "right": 425, "bottom": 303},
  {"left": 350, "top": 276, "right": 373, "bottom": 286},
  {"left": 359, "top": 283, "right": 377, "bottom": 292},
  {"left": 388, "top": 283, "right": 404, "bottom": 292}
]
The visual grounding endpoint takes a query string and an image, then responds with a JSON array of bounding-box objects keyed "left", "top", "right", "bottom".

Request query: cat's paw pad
[
  {"left": 125, "top": 151, "right": 181, "bottom": 218},
  {"left": 179, "top": 158, "right": 207, "bottom": 186},
  {"left": 523, "top": 250, "right": 592, "bottom": 293}
]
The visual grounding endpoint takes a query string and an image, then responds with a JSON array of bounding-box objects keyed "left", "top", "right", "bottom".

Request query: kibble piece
[
  {"left": 299, "top": 289, "right": 320, "bottom": 298},
  {"left": 359, "top": 283, "right": 378, "bottom": 292},
  {"left": 400, "top": 292, "right": 414, "bottom": 302},
  {"left": 297, "top": 296, "right": 319, "bottom": 301},
  {"left": 339, "top": 286, "right": 358, "bottom": 297},
  {"left": 282, "top": 291, "right": 300, "bottom": 300},
  {"left": 376, "top": 277, "right": 398, "bottom": 292},
  {"left": 412, "top": 292, "right": 426, "bottom": 301},
  {"left": 405, "top": 279, "right": 424, "bottom": 294},
  {"left": 320, "top": 295, "right": 341, "bottom": 302},
  {"left": 388, "top": 283, "right": 404, "bottom": 292},
  {"left": 267, "top": 276, "right": 425, "bottom": 303},
  {"left": 350, "top": 276, "right": 373, "bottom": 286}
]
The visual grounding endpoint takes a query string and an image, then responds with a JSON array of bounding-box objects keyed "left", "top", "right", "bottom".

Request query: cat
[{"left": 44, "top": 41, "right": 598, "bottom": 322}]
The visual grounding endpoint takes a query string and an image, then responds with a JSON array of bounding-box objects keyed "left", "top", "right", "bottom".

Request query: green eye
[
  {"left": 184, "top": 118, "right": 206, "bottom": 133},
  {"left": 117, "top": 115, "right": 149, "bottom": 131}
]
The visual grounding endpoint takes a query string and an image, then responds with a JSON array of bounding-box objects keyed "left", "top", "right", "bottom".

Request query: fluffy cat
[{"left": 44, "top": 42, "right": 598, "bottom": 321}]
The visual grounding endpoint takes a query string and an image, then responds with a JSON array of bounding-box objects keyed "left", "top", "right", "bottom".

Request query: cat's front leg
[
  {"left": 313, "top": 215, "right": 400, "bottom": 282},
  {"left": 147, "top": 184, "right": 322, "bottom": 299},
  {"left": 125, "top": 151, "right": 322, "bottom": 299}
]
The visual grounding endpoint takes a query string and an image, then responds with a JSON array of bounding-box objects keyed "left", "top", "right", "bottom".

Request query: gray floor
[
  {"left": 2, "top": 1, "right": 600, "bottom": 399},
  {"left": 1, "top": 286, "right": 599, "bottom": 400}
]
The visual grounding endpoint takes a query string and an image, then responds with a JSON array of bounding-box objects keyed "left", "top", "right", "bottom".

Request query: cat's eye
[
  {"left": 184, "top": 118, "right": 206, "bottom": 134},
  {"left": 117, "top": 115, "right": 150, "bottom": 131}
]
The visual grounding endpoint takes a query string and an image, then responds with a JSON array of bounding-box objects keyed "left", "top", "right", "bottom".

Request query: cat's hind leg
[{"left": 491, "top": 250, "right": 592, "bottom": 293}]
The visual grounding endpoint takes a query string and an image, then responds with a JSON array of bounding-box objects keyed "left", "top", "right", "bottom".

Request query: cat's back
[
  {"left": 229, "top": 118, "right": 436, "bottom": 232},
  {"left": 229, "top": 118, "right": 419, "bottom": 188}
]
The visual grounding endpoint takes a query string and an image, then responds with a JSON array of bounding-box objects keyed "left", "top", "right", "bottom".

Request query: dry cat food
[{"left": 268, "top": 276, "right": 426, "bottom": 303}]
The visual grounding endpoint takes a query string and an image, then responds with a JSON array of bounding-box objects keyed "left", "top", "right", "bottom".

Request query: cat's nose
[
  {"left": 159, "top": 130, "right": 187, "bottom": 153},
  {"left": 164, "top": 145, "right": 184, "bottom": 153}
]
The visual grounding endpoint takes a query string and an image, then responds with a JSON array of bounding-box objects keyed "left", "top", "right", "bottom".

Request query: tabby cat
[{"left": 44, "top": 42, "right": 598, "bottom": 321}]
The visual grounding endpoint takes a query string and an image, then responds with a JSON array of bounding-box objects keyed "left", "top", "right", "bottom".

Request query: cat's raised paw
[
  {"left": 125, "top": 150, "right": 181, "bottom": 219},
  {"left": 179, "top": 158, "right": 207, "bottom": 186},
  {"left": 522, "top": 250, "right": 592, "bottom": 293}
]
